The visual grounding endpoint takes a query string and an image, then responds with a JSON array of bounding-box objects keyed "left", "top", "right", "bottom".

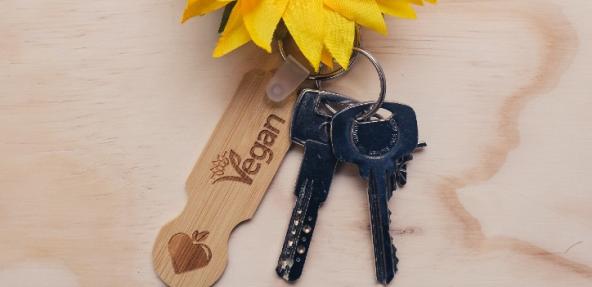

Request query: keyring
[
  {"left": 276, "top": 36, "right": 386, "bottom": 120},
  {"left": 351, "top": 47, "right": 386, "bottom": 121}
]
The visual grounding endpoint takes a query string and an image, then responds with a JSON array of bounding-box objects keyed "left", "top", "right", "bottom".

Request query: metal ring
[
  {"left": 276, "top": 30, "right": 361, "bottom": 81},
  {"left": 314, "top": 79, "right": 322, "bottom": 90},
  {"left": 352, "top": 47, "right": 386, "bottom": 121}
]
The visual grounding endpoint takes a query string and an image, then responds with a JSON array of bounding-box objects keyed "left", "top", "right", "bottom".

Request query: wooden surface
[{"left": 1, "top": 0, "right": 591, "bottom": 286}]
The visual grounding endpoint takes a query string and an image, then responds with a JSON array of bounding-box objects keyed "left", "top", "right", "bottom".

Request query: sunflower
[{"left": 182, "top": 0, "right": 436, "bottom": 70}]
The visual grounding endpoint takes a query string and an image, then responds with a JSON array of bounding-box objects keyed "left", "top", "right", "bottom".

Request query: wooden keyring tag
[{"left": 153, "top": 69, "right": 295, "bottom": 286}]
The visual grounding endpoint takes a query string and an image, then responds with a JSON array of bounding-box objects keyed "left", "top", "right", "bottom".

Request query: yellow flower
[{"left": 183, "top": 0, "right": 436, "bottom": 71}]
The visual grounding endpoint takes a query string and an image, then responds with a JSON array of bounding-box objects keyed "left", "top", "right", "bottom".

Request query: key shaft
[
  {"left": 368, "top": 168, "right": 398, "bottom": 284},
  {"left": 331, "top": 102, "right": 419, "bottom": 285},
  {"left": 277, "top": 89, "right": 355, "bottom": 281},
  {"left": 276, "top": 141, "right": 336, "bottom": 281}
]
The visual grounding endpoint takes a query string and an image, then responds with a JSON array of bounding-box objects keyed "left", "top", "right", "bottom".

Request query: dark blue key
[
  {"left": 276, "top": 89, "right": 355, "bottom": 281},
  {"left": 331, "top": 102, "right": 419, "bottom": 285}
]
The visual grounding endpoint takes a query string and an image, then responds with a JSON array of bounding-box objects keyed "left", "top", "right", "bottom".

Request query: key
[
  {"left": 276, "top": 89, "right": 355, "bottom": 281},
  {"left": 331, "top": 102, "right": 419, "bottom": 285}
]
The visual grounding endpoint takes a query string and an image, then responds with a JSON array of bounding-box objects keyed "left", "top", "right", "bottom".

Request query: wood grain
[{"left": 1, "top": 0, "right": 591, "bottom": 286}]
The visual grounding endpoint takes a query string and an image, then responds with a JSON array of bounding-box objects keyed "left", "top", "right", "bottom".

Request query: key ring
[
  {"left": 276, "top": 35, "right": 385, "bottom": 120},
  {"left": 351, "top": 47, "right": 387, "bottom": 121},
  {"left": 287, "top": 47, "right": 386, "bottom": 120}
]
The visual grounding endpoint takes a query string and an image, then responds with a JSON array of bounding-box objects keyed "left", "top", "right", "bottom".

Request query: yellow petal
[
  {"left": 236, "top": 0, "right": 258, "bottom": 14},
  {"left": 182, "top": 0, "right": 232, "bottom": 23},
  {"left": 323, "top": 7, "right": 355, "bottom": 69},
  {"left": 242, "top": 0, "right": 289, "bottom": 53},
  {"left": 283, "top": 0, "right": 325, "bottom": 71},
  {"left": 378, "top": 0, "right": 417, "bottom": 19},
  {"left": 321, "top": 48, "right": 334, "bottom": 70},
  {"left": 407, "top": 0, "right": 438, "bottom": 6},
  {"left": 213, "top": 4, "right": 251, "bottom": 57},
  {"left": 324, "top": 0, "right": 387, "bottom": 34}
]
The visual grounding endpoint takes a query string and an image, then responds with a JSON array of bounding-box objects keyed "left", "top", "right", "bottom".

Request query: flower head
[{"left": 183, "top": 0, "right": 436, "bottom": 70}]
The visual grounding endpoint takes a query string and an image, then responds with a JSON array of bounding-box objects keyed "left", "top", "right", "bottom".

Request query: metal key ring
[
  {"left": 276, "top": 34, "right": 386, "bottom": 120},
  {"left": 351, "top": 47, "right": 387, "bottom": 121},
  {"left": 305, "top": 48, "right": 387, "bottom": 120}
]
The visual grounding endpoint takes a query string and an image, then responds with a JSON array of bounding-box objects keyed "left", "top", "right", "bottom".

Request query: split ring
[
  {"left": 276, "top": 33, "right": 386, "bottom": 120},
  {"left": 351, "top": 47, "right": 386, "bottom": 121}
]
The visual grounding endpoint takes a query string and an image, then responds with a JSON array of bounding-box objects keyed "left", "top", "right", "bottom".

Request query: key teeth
[
  {"left": 275, "top": 266, "right": 286, "bottom": 280},
  {"left": 277, "top": 167, "right": 327, "bottom": 283},
  {"left": 392, "top": 244, "right": 399, "bottom": 273},
  {"left": 390, "top": 212, "right": 398, "bottom": 276},
  {"left": 276, "top": 259, "right": 300, "bottom": 282},
  {"left": 391, "top": 237, "right": 399, "bottom": 268},
  {"left": 392, "top": 154, "right": 414, "bottom": 193}
]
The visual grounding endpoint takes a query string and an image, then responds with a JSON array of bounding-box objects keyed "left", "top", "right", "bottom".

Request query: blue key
[
  {"left": 276, "top": 89, "right": 355, "bottom": 281},
  {"left": 331, "top": 102, "right": 419, "bottom": 285}
]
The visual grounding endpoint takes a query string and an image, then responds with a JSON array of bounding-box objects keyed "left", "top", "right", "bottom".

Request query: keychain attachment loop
[
  {"left": 276, "top": 35, "right": 386, "bottom": 120},
  {"left": 352, "top": 47, "right": 386, "bottom": 121}
]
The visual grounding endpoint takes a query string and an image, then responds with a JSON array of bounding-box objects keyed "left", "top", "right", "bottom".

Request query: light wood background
[{"left": 1, "top": 0, "right": 591, "bottom": 286}]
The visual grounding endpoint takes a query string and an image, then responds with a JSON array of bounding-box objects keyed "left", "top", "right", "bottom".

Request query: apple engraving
[{"left": 168, "top": 230, "right": 212, "bottom": 274}]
